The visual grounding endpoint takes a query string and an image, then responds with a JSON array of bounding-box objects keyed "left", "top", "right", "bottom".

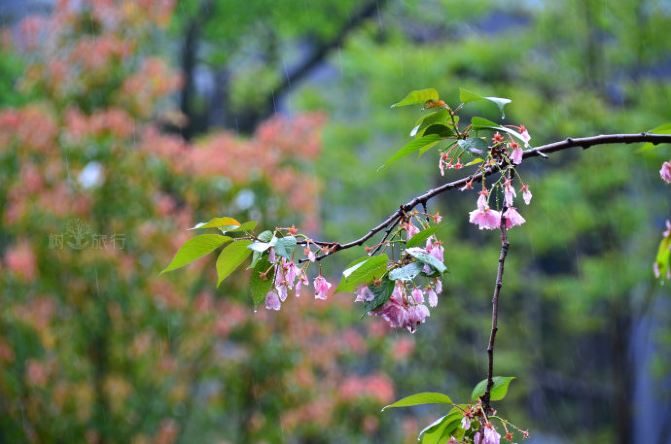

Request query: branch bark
[
  {"left": 306, "top": 133, "right": 671, "bottom": 259},
  {"left": 482, "top": 195, "right": 510, "bottom": 412}
]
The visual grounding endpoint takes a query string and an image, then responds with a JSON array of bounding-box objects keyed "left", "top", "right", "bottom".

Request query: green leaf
[
  {"left": 388, "top": 262, "right": 423, "bottom": 281},
  {"left": 638, "top": 123, "right": 671, "bottom": 153},
  {"left": 248, "top": 234, "right": 278, "bottom": 253},
  {"left": 418, "top": 415, "right": 451, "bottom": 444},
  {"left": 216, "top": 240, "right": 253, "bottom": 286},
  {"left": 406, "top": 226, "right": 439, "bottom": 248},
  {"left": 189, "top": 217, "right": 241, "bottom": 230},
  {"left": 457, "top": 137, "right": 488, "bottom": 155},
  {"left": 419, "top": 407, "right": 464, "bottom": 444},
  {"left": 460, "top": 88, "right": 511, "bottom": 118},
  {"left": 410, "top": 109, "right": 454, "bottom": 137},
  {"left": 362, "top": 278, "right": 395, "bottom": 313},
  {"left": 250, "top": 256, "right": 274, "bottom": 308},
  {"left": 471, "top": 376, "right": 516, "bottom": 401},
  {"left": 274, "top": 236, "right": 297, "bottom": 259},
  {"left": 382, "top": 392, "right": 453, "bottom": 411},
  {"left": 161, "top": 234, "right": 231, "bottom": 273},
  {"left": 471, "top": 117, "right": 528, "bottom": 146},
  {"left": 249, "top": 241, "right": 272, "bottom": 253},
  {"left": 406, "top": 247, "right": 447, "bottom": 274},
  {"left": 257, "top": 230, "right": 274, "bottom": 242},
  {"left": 379, "top": 134, "right": 442, "bottom": 170},
  {"left": 391, "top": 88, "right": 439, "bottom": 108},
  {"left": 225, "top": 220, "right": 258, "bottom": 233},
  {"left": 337, "top": 254, "right": 389, "bottom": 292},
  {"left": 423, "top": 124, "right": 454, "bottom": 137}
]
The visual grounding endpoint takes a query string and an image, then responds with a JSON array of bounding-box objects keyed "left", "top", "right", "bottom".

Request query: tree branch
[
  {"left": 269, "top": 0, "right": 387, "bottom": 101},
  {"left": 482, "top": 181, "right": 510, "bottom": 412},
  {"left": 308, "top": 133, "right": 671, "bottom": 260}
]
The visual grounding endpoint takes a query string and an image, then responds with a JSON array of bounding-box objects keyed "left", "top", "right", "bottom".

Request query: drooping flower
[
  {"left": 411, "top": 288, "right": 424, "bottom": 304},
  {"left": 426, "top": 236, "right": 444, "bottom": 262},
  {"left": 304, "top": 246, "right": 316, "bottom": 262},
  {"left": 295, "top": 271, "right": 309, "bottom": 295},
  {"left": 519, "top": 124, "right": 531, "bottom": 146},
  {"left": 482, "top": 422, "right": 501, "bottom": 444},
  {"left": 503, "top": 178, "right": 516, "bottom": 206},
  {"left": 434, "top": 278, "right": 443, "bottom": 294},
  {"left": 660, "top": 161, "right": 671, "bottom": 184},
  {"left": 283, "top": 260, "right": 300, "bottom": 289},
  {"left": 521, "top": 183, "right": 532, "bottom": 205},
  {"left": 510, "top": 142, "right": 523, "bottom": 165},
  {"left": 503, "top": 207, "right": 526, "bottom": 228},
  {"left": 375, "top": 299, "right": 408, "bottom": 329},
  {"left": 405, "top": 304, "right": 430, "bottom": 333},
  {"left": 313, "top": 275, "right": 332, "bottom": 300},
  {"left": 404, "top": 222, "right": 420, "bottom": 239},
  {"left": 461, "top": 416, "right": 471, "bottom": 431},
  {"left": 426, "top": 288, "right": 438, "bottom": 307},
  {"left": 265, "top": 291, "right": 281, "bottom": 311},
  {"left": 469, "top": 206, "right": 502, "bottom": 230},
  {"left": 354, "top": 285, "right": 375, "bottom": 302}
]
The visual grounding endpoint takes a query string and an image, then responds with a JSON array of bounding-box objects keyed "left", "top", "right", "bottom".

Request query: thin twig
[{"left": 482, "top": 176, "right": 511, "bottom": 412}]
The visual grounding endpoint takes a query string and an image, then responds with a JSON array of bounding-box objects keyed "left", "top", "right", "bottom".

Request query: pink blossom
[
  {"left": 405, "top": 304, "right": 430, "bottom": 333},
  {"left": 313, "top": 275, "right": 332, "bottom": 300},
  {"left": 510, "top": 143, "right": 523, "bottom": 164},
  {"left": 268, "top": 247, "right": 276, "bottom": 263},
  {"left": 503, "top": 207, "right": 526, "bottom": 228},
  {"left": 469, "top": 207, "right": 502, "bottom": 230},
  {"left": 404, "top": 222, "right": 420, "bottom": 239},
  {"left": 461, "top": 416, "right": 471, "bottom": 430},
  {"left": 521, "top": 183, "right": 532, "bottom": 205},
  {"left": 355, "top": 285, "right": 375, "bottom": 302},
  {"left": 431, "top": 212, "right": 443, "bottom": 223},
  {"left": 295, "top": 272, "right": 309, "bottom": 295},
  {"left": 265, "top": 291, "right": 281, "bottom": 311},
  {"left": 660, "top": 161, "right": 671, "bottom": 184},
  {"left": 426, "top": 288, "right": 438, "bottom": 308},
  {"left": 519, "top": 124, "right": 531, "bottom": 146},
  {"left": 411, "top": 288, "right": 424, "bottom": 304},
  {"left": 426, "top": 236, "right": 444, "bottom": 262},
  {"left": 276, "top": 284, "right": 288, "bottom": 302},
  {"left": 664, "top": 220, "right": 671, "bottom": 238},
  {"left": 283, "top": 260, "right": 300, "bottom": 289},
  {"left": 376, "top": 299, "right": 408, "bottom": 329},
  {"left": 303, "top": 246, "right": 316, "bottom": 262},
  {"left": 477, "top": 190, "right": 489, "bottom": 209},
  {"left": 482, "top": 422, "right": 501, "bottom": 444},
  {"left": 434, "top": 278, "right": 443, "bottom": 294},
  {"left": 503, "top": 178, "right": 516, "bottom": 206}
]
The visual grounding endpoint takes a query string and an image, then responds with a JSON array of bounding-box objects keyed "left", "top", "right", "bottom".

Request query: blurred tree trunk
[
  {"left": 179, "top": 0, "right": 214, "bottom": 140},
  {"left": 612, "top": 306, "right": 633, "bottom": 444}
]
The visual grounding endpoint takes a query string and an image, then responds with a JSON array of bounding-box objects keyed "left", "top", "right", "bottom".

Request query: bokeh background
[{"left": 0, "top": 0, "right": 670, "bottom": 443}]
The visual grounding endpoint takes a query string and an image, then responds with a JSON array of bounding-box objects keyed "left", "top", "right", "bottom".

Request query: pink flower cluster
[
  {"left": 264, "top": 249, "right": 332, "bottom": 311},
  {"left": 474, "top": 422, "right": 502, "bottom": 444},
  {"left": 356, "top": 235, "right": 445, "bottom": 333},
  {"left": 468, "top": 182, "right": 531, "bottom": 231}
]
